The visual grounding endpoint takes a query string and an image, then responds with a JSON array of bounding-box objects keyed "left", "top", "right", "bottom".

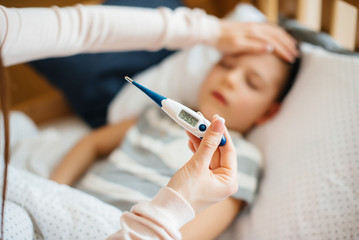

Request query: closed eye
[
  {"left": 249, "top": 70, "right": 266, "bottom": 90},
  {"left": 246, "top": 77, "right": 259, "bottom": 90},
  {"left": 218, "top": 59, "right": 234, "bottom": 69}
]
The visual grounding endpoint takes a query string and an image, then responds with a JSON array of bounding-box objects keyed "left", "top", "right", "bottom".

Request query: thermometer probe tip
[{"left": 124, "top": 76, "right": 133, "bottom": 83}]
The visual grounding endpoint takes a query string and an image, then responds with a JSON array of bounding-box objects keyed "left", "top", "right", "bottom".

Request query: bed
[{"left": 2, "top": 0, "right": 359, "bottom": 239}]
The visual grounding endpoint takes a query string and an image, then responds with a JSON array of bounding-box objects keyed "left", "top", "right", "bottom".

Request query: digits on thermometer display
[
  {"left": 178, "top": 110, "right": 199, "bottom": 127},
  {"left": 124, "top": 76, "right": 226, "bottom": 146}
]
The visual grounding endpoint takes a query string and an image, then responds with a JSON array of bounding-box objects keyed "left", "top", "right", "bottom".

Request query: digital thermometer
[{"left": 124, "top": 76, "right": 226, "bottom": 146}]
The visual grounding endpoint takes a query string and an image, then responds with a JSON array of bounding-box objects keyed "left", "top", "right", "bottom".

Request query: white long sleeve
[
  {"left": 0, "top": 5, "right": 220, "bottom": 67},
  {"left": 107, "top": 187, "right": 195, "bottom": 240}
]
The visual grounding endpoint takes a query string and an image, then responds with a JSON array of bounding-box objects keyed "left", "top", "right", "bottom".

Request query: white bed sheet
[
  {"left": 10, "top": 113, "right": 90, "bottom": 178},
  {"left": 3, "top": 113, "right": 123, "bottom": 240}
]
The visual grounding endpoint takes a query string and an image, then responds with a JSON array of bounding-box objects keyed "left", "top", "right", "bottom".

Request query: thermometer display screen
[{"left": 178, "top": 110, "right": 198, "bottom": 127}]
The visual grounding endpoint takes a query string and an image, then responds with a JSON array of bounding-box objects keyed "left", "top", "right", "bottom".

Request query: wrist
[
  {"left": 201, "top": 13, "right": 221, "bottom": 47},
  {"left": 150, "top": 187, "right": 195, "bottom": 227},
  {"left": 167, "top": 183, "right": 208, "bottom": 214}
]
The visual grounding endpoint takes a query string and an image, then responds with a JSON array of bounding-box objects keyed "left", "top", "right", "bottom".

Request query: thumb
[{"left": 193, "top": 115, "right": 225, "bottom": 168}]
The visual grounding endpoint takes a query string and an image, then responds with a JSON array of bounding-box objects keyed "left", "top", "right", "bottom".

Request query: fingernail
[
  {"left": 287, "top": 55, "right": 295, "bottom": 63},
  {"left": 211, "top": 114, "right": 225, "bottom": 132}
]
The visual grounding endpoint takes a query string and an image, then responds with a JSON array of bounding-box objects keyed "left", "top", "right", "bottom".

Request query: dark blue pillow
[{"left": 30, "top": 0, "right": 183, "bottom": 128}]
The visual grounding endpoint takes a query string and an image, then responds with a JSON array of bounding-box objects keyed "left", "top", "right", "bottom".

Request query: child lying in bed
[{"left": 51, "top": 50, "right": 300, "bottom": 239}]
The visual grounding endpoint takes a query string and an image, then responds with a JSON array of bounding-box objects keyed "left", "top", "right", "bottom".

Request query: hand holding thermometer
[{"left": 124, "top": 76, "right": 226, "bottom": 146}]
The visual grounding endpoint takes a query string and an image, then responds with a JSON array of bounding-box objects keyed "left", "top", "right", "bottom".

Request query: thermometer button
[{"left": 199, "top": 124, "right": 207, "bottom": 132}]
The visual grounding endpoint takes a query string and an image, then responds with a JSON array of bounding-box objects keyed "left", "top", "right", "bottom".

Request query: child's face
[{"left": 198, "top": 53, "right": 290, "bottom": 133}]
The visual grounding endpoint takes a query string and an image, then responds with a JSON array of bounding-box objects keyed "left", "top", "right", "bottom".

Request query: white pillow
[
  {"left": 0, "top": 111, "right": 38, "bottom": 153},
  {"left": 220, "top": 44, "right": 359, "bottom": 239}
]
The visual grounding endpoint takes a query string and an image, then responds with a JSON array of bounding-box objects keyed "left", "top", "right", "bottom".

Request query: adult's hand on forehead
[
  {"left": 167, "top": 115, "right": 238, "bottom": 214},
  {"left": 215, "top": 21, "right": 298, "bottom": 63}
]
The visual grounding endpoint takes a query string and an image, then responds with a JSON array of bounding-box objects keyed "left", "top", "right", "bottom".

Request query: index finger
[
  {"left": 270, "top": 27, "right": 298, "bottom": 60},
  {"left": 255, "top": 24, "right": 298, "bottom": 62}
]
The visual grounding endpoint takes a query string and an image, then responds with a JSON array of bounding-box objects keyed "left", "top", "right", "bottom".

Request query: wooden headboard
[{"left": 2, "top": 0, "right": 359, "bottom": 125}]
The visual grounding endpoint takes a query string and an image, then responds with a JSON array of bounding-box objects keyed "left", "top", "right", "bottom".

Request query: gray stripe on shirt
[
  {"left": 121, "top": 139, "right": 177, "bottom": 177},
  {"left": 82, "top": 161, "right": 163, "bottom": 198}
]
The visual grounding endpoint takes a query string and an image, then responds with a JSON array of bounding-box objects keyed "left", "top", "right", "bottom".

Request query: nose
[{"left": 222, "top": 69, "right": 242, "bottom": 89}]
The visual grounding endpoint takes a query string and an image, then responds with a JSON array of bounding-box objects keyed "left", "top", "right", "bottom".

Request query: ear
[{"left": 255, "top": 103, "right": 281, "bottom": 125}]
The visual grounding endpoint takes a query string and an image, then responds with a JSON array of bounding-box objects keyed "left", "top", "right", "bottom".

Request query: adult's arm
[
  {"left": 107, "top": 187, "right": 195, "bottom": 240},
  {"left": 0, "top": 5, "right": 220, "bottom": 66}
]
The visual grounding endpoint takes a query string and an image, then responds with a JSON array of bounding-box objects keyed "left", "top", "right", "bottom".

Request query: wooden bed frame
[{"left": 3, "top": 0, "right": 359, "bottom": 125}]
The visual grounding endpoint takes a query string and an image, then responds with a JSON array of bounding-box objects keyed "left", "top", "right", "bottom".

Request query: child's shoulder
[
  {"left": 229, "top": 131, "right": 263, "bottom": 168},
  {"left": 228, "top": 131, "right": 263, "bottom": 204}
]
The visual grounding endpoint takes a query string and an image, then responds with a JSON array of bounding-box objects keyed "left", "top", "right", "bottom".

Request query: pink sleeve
[
  {"left": 107, "top": 187, "right": 195, "bottom": 240},
  {"left": 0, "top": 5, "right": 220, "bottom": 66}
]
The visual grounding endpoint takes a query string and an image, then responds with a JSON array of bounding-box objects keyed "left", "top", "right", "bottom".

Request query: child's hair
[
  {"left": 276, "top": 54, "right": 301, "bottom": 103},
  {"left": 276, "top": 28, "right": 302, "bottom": 103},
  {"left": 0, "top": 51, "right": 10, "bottom": 239}
]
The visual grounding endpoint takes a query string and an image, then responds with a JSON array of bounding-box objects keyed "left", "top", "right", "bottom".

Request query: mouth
[{"left": 212, "top": 91, "right": 227, "bottom": 105}]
